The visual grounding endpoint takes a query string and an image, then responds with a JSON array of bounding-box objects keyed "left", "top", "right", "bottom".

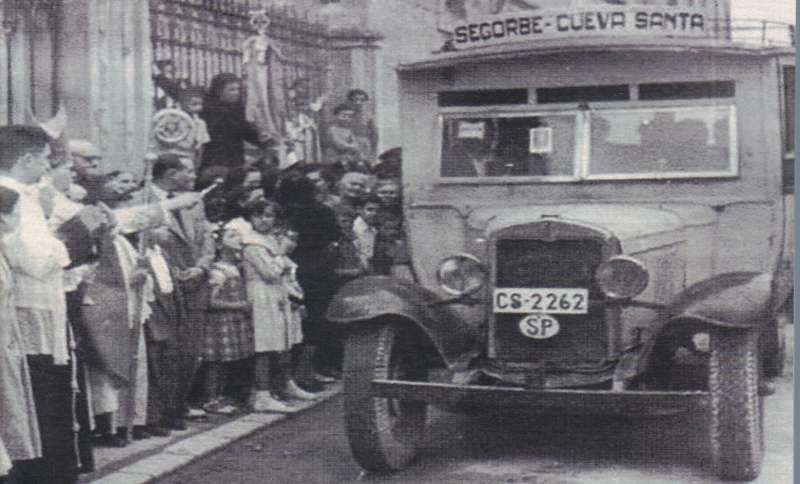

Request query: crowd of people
[{"left": 0, "top": 72, "right": 406, "bottom": 484}]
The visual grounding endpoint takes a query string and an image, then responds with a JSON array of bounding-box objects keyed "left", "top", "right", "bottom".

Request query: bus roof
[
  {"left": 398, "top": 36, "right": 794, "bottom": 72},
  {"left": 398, "top": 19, "right": 795, "bottom": 72}
]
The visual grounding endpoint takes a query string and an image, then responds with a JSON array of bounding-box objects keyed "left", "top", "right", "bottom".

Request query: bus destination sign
[{"left": 451, "top": 5, "right": 714, "bottom": 49}]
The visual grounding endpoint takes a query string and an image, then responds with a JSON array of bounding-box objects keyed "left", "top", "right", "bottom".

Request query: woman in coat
[
  {"left": 199, "top": 73, "right": 269, "bottom": 187},
  {"left": 276, "top": 176, "right": 341, "bottom": 382}
]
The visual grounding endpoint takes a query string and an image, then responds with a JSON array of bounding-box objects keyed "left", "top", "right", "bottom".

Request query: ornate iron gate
[{"left": 149, "top": 0, "right": 330, "bottom": 100}]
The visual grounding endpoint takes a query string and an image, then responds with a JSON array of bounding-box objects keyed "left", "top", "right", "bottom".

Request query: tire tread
[
  {"left": 708, "top": 329, "right": 763, "bottom": 481},
  {"left": 343, "top": 324, "right": 426, "bottom": 473}
]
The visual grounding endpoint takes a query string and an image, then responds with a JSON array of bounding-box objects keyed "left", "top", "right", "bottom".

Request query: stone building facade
[
  {"left": 281, "top": 0, "right": 448, "bottom": 151},
  {"left": 0, "top": 0, "right": 446, "bottom": 172},
  {"left": 2, "top": 0, "right": 156, "bottom": 173}
]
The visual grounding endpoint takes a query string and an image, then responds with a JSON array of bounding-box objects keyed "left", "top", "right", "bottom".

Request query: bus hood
[{"left": 467, "top": 204, "right": 715, "bottom": 253}]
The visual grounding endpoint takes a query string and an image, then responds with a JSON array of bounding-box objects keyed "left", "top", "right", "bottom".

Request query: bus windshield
[
  {"left": 440, "top": 114, "right": 577, "bottom": 178},
  {"left": 588, "top": 107, "right": 736, "bottom": 178},
  {"left": 439, "top": 106, "right": 736, "bottom": 180}
]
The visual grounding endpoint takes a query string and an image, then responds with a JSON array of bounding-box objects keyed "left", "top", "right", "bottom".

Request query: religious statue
[
  {"left": 243, "top": 8, "right": 329, "bottom": 169},
  {"left": 243, "top": 9, "right": 287, "bottom": 151}
]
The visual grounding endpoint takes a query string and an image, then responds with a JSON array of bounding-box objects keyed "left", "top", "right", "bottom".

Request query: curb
[{"left": 88, "top": 386, "right": 341, "bottom": 484}]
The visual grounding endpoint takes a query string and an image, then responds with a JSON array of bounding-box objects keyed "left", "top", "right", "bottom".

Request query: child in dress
[
  {"left": 202, "top": 226, "right": 255, "bottom": 415},
  {"left": 242, "top": 201, "right": 313, "bottom": 413}
]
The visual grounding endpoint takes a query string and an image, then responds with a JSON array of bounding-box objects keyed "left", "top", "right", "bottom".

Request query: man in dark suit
[{"left": 134, "top": 152, "right": 214, "bottom": 431}]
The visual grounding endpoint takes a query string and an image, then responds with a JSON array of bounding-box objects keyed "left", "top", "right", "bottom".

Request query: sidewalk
[{"left": 80, "top": 384, "right": 342, "bottom": 484}]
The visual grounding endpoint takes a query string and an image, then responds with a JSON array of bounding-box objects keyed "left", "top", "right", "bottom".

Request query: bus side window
[{"left": 781, "top": 65, "right": 794, "bottom": 194}]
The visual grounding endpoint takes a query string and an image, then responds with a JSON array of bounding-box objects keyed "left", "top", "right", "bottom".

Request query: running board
[{"left": 371, "top": 380, "right": 708, "bottom": 415}]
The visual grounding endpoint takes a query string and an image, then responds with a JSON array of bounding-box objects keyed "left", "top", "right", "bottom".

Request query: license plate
[{"left": 493, "top": 288, "right": 589, "bottom": 314}]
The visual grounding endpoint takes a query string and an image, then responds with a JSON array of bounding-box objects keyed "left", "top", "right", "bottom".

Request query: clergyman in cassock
[
  {"left": 0, "top": 125, "right": 77, "bottom": 484},
  {"left": 81, "top": 172, "right": 151, "bottom": 444},
  {"left": 72, "top": 170, "right": 208, "bottom": 441},
  {"left": 45, "top": 138, "right": 102, "bottom": 467},
  {"left": 133, "top": 152, "right": 214, "bottom": 430}
]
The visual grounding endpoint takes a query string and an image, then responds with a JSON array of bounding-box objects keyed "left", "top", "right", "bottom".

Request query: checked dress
[{"left": 202, "top": 261, "right": 255, "bottom": 362}]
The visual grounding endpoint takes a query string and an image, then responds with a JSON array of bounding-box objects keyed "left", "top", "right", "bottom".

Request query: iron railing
[
  {"left": 149, "top": 0, "right": 331, "bottom": 95},
  {"left": 725, "top": 18, "right": 795, "bottom": 48}
]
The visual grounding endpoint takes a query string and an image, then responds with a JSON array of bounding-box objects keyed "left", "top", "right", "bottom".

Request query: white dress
[{"left": 243, "top": 233, "right": 292, "bottom": 353}]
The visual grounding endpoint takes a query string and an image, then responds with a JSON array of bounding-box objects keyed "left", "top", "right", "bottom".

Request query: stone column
[
  {"left": 0, "top": 0, "right": 34, "bottom": 125},
  {"left": 0, "top": 1, "right": 14, "bottom": 124},
  {"left": 59, "top": 0, "right": 153, "bottom": 174}
]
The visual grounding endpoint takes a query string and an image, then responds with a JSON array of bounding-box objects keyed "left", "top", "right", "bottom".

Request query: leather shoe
[
  {"left": 185, "top": 407, "right": 208, "bottom": 420},
  {"left": 251, "top": 391, "right": 297, "bottom": 413},
  {"left": 285, "top": 379, "right": 318, "bottom": 401},
  {"left": 166, "top": 418, "right": 187, "bottom": 431},
  {"left": 92, "top": 433, "right": 128, "bottom": 448},
  {"left": 132, "top": 426, "right": 152, "bottom": 440},
  {"left": 145, "top": 426, "right": 171, "bottom": 437}
]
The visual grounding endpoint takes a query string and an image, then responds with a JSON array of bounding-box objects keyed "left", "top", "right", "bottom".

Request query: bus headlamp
[
  {"left": 436, "top": 254, "right": 488, "bottom": 297},
  {"left": 595, "top": 256, "right": 649, "bottom": 300}
]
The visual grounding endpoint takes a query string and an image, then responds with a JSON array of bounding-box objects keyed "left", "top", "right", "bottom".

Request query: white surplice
[{"left": 0, "top": 176, "right": 71, "bottom": 365}]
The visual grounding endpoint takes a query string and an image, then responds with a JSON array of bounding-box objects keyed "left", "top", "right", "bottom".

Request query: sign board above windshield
[{"left": 450, "top": 5, "right": 719, "bottom": 50}]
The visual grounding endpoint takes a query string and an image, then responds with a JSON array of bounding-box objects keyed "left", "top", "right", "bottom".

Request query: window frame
[
  {"left": 436, "top": 108, "right": 585, "bottom": 184},
  {"left": 435, "top": 103, "right": 738, "bottom": 184},
  {"left": 584, "top": 104, "right": 739, "bottom": 181}
]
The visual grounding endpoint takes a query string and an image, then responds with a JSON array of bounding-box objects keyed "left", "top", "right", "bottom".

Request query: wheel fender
[
  {"left": 638, "top": 272, "right": 773, "bottom": 375},
  {"left": 665, "top": 272, "right": 774, "bottom": 329},
  {"left": 326, "top": 276, "right": 478, "bottom": 368}
]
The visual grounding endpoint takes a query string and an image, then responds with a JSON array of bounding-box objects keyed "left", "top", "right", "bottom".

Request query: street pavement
[
  {"left": 158, "top": 350, "right": 793, "bottom": 484},
  {"left": 82, "top": 385, "right": 343, "bottom": 483}
]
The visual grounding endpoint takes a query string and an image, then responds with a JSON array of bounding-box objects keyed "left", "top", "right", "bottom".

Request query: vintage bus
[{"left": 328, "top": 3, "right": 795, "bottom": 481}]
